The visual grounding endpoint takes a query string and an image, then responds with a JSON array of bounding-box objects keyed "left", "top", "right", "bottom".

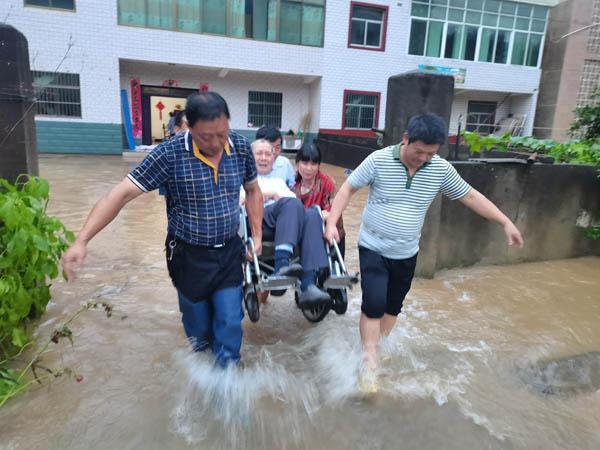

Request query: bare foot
[
  {"left": 358, "top": 363, "right": 379, "bottom": 394},
  {"left": 359, "top": 352, "right": 380, "bottom": 394},
  {"left": 258, "top": 291, "right": 269, "bottom": 304}
]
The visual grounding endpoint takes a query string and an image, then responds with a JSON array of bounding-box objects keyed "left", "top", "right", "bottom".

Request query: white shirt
[{"left": 240, "top": 174, "right": 296, "bottom": 207}]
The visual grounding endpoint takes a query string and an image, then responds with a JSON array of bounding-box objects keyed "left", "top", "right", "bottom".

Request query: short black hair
[
  {"left": 295, "top": 142, "right": 321, "bottom": 164},
  {"left": 255, "top": 125, "right": 282, "bottom": 143},
  {"left": 406, "top": 113, "right": 447, "bottom": 145},
  {"left": 173, "top": 110, "right": 186, "bottom": 128},
  {"left": 185, "top": 92, "right": 230, "bottom": 127}
]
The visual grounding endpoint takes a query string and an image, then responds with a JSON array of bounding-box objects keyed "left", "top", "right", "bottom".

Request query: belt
[
  {"left": 168, "top": 234, "right": 235, "bottom": 250},
  {"left": 167, "top": 235, "right": 236, "bottom": 262}
]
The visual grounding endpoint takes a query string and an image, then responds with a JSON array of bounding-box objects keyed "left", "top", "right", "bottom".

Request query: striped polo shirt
[
  {"left": 128, "top": 130, "right": 257, "bottom": 247},
  {"left": 348, "top": 144, "right": 471, "bottom": 259}
]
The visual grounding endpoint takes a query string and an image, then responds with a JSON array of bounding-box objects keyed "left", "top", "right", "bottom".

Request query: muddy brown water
[{"left": 1, "top": 155, "right": 599, "bottom": 450}]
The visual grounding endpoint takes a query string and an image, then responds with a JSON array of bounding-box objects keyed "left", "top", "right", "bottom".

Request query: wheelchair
[{"left": 239, "top": 206, "right": 358, "bottom": 323}]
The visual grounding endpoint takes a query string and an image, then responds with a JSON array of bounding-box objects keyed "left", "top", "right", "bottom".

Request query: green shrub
[
  {"left": 461, "top": 131, "right": 600, "bottom": 166},
  {"left": 0, "top": 176, "right": 74, "bottom": 355}
]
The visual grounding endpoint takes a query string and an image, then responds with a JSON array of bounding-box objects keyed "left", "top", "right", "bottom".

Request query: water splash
[{"left": 169, "top": 349, "right": 319, "bottom": 449}]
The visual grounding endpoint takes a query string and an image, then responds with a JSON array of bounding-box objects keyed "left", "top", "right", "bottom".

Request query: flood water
[{"left": 1, "top": 155, "right": 599, "bottom": 450}]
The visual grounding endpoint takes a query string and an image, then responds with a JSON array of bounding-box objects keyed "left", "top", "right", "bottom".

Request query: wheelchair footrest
[
  {"left": 322, "top": 274, "right": 356, "bottom": 289},
  {"left": 258, "top": 275, "right": 299, "bottom": 291}
]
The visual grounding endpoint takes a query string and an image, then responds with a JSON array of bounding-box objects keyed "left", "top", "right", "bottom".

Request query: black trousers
[
  {"left": 165, "top": 234, "right": 244, "bottom": 302},
  {"left": 359, "top": 246, "right": 418, "bottom": 319}
]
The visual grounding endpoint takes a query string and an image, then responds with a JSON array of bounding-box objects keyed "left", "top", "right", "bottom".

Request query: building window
[
  {"left": 587, "top": 0, "right": 600, "bottom": 53},
  {"left": 118, "top": 0, "right": 324, "bottom": 47},
  {"left": 248, "top": 91, "right": 283, "bottom": 128},
  {"left": 348, "top": 2, "right": 389, "bottom": 51},
  {"left": 24, "top": 0, "right": 75, "bottom": 10},
  {"left": 466, "top": 101, "right": 496, "bottom": 134},
  {"left": 576, "top": 60, "right": 600, "bottom": 107},
  {"left": 409, "top": 0, "right": 548, "bottom": 67},
  {"left": 32, "top": 71, "right": 81, "bottom": 117},
  {"left": 343, "top": 90, "right": 380, "bottom": 130}
]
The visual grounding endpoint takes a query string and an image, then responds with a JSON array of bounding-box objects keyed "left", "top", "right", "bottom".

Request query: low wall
[
  {"left": 316, "top": 137, "right": 376, "bottom": 169},
  {"left": 36, "top": 121, "right": 124, "bottom": 154},
  {"left": 416, "top": 161, "right": 600, "bottom": 277}
]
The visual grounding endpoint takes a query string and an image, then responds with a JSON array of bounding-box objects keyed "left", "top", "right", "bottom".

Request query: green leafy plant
[
  {"left": 570, "top": 88, "right": 600, "bottom": 140},
  {"left": 584, "top": 224, "right": 600, "bottom": 241},
  {"left": 0, "top": 176, "right": 74, "bottom": 356},
  {"left": 461, "top": 131, "right": 600, "bottom": 165}
]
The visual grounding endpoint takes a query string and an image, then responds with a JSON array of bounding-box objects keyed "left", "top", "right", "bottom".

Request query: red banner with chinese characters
[{"left": 130, "top": 78, "right": 142, "bottom": 139}]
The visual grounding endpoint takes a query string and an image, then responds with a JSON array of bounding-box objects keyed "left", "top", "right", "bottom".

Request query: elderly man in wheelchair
[{"left": 240, "top": 139, "right": 355, "bottom": 323}]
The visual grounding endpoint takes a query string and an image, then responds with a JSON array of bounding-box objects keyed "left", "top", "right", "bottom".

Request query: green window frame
[
  {"left": 24, "top": 0, "right": 75, "bottom": 10},
  {"left": 117, "top": 0, "right": 325, "bottom": 48},
  {"left": 408, "top": 0, "right": 548, "bottom": 67}
]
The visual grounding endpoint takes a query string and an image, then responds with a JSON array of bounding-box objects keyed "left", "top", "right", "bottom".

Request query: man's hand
[
  {"left": 246, "top": 237, "right": 262, "bottom": 261},
  {"left": 504, "top": 222, "right": 524, "bottom": 248},
  {"left": 324, "top": 223, "right": 340, "bottom": 244},
  {"left": 253, "top": 237, "right": 262, "bottom": 257},
  {"left": 61, "top": 240, "right": 87, "bottom": 281}
]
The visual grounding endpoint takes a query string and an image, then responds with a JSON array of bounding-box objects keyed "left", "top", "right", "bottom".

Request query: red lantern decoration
[{"left": 155, "top": 100, "right": 165, "bottom": 120}]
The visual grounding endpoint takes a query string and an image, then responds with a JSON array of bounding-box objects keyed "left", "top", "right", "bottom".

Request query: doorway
[{"left": 141, "top": 85, "right": 197, "bottom": 145}]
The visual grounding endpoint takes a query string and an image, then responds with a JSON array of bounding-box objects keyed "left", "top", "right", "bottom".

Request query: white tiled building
[{"left": 4, "top": 0, "right": 556, "bottom": 153}]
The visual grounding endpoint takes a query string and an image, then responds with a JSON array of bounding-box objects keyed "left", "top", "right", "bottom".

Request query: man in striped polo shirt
[
  {"left": 325, "top": 113, "right": 523, "bottom": 392},
  {"left": 61, "top": 92, "right": 264, "bottom": 368}
]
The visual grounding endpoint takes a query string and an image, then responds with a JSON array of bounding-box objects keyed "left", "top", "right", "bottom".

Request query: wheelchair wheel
[
  {"left": 295, "top": 292, "right": 330, "bottom": 323},
  {"left": 328, "top": 289, "right": 348, "bottom": 315},
  {"left": 244, "top": 289, "right": 260, "bottom": 323}
]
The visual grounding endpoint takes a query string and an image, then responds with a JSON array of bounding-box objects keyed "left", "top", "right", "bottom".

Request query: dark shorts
[
  {"left": 165, "top": 234, "right": 244, "bottom": 302},
  {"left": 359, "top": 246, "right": 418, "bottom": 319}
]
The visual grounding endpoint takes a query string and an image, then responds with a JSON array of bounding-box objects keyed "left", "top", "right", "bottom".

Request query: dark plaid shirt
[{"left": 128, "top": 130, "right": 257, "bottom": 246}]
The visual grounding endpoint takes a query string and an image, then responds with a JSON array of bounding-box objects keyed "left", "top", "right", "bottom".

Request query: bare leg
[
  {"left": 380, "top": 313, "right": 397, "bottom": 336},
  {"left": 360, "top": 313, "right": 381, "bottom": 367},
  {"left": 359, "top": 313, "right": 381, "bottom": 393}
]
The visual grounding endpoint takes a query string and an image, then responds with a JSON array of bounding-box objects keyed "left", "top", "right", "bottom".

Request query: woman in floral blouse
[{"left": 292, "top": 142, "right": 346, "bottom": 256}]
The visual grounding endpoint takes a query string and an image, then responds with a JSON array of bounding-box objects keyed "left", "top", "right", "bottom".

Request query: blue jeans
[{"left": 177, "top": 285, "right": 244, "bottom": 368}]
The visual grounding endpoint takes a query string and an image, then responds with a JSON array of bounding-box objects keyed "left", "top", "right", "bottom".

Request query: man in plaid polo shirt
[{"left": 62, "top": 92, "right": 264, "bottom": 368}]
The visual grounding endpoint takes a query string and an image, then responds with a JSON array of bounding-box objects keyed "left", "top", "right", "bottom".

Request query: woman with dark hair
[{"left": 293, "top": 142, "right": 345, "bottom": 255}]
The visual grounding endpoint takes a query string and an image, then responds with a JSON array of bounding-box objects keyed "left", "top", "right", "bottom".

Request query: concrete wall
[{"left": 416, "top": 162, "right": 600, "bottom": 277}]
